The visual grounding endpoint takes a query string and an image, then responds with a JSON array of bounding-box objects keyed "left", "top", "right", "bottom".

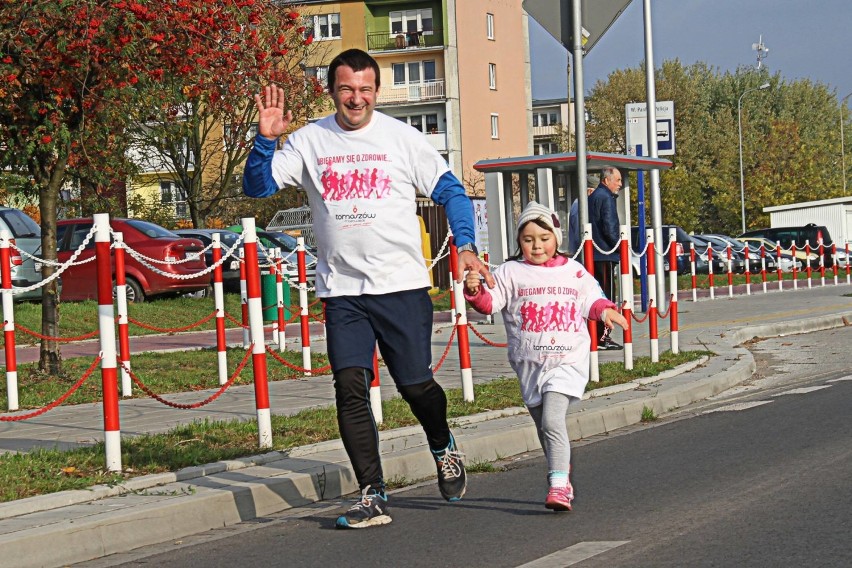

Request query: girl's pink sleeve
[
  {"left": 464, "top": 287, "right": 493, "bottom": 314},
  {"left": 588, "top": 298, "right": 617, "bottom": 321}
]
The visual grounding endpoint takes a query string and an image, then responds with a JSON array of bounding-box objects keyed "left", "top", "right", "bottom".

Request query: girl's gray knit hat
[{"left": 517, "top": 201, "right": 562, "bottom": 247}]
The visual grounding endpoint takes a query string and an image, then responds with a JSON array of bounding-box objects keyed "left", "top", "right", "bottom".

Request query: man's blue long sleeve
[
  {"left": 431, "top": 171, "right": 475, "bottom": 247},
  {"left": 242, "top": 135, "right": 280, "bottom": 198}
]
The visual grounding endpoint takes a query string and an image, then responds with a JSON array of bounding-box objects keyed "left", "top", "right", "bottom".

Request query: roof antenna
[{"left": 752, "top": 35, "right": 769, "bottom": 69}]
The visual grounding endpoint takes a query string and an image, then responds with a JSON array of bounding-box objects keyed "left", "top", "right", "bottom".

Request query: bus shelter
[{"left": 473, "top": 151, "right": 672, "bottom": 311}]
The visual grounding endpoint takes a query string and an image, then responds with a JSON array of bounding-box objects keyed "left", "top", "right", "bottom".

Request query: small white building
[{"left": 764, "top": 197, "right": 852, "bottom": 246}]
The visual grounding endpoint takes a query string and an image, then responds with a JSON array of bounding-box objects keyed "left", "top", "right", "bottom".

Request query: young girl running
[{"left": 464, "top": 201, "right": 628, "bottom": 511}]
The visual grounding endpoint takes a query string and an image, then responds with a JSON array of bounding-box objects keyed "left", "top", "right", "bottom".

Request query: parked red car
[{"left": 56, "top": 218, "right": 209, "bottom": 302}]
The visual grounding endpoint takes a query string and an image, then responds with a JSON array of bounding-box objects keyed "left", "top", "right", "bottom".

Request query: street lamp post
[
  {"left": 738, "top": 82, "right": 771, "bottom": 234},
  {"left": 841, "top": 92, "right": 852, "bottom": 193}
]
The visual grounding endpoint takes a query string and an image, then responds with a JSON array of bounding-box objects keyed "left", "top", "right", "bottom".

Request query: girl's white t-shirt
[
  {"left": 269, "top": 111, "right": 450, "bottom": 297},
  {"left": 487, "top": 259, "right": 607, "bottom": 406}
]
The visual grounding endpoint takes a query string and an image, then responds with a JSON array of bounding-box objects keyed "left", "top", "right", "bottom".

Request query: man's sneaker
[
  {"left": 335, "top": 486, "right": 392, "bottom": 529},
  {"left": 544, "top": 484, "right": 574, "bottom": 511},
  {"left": 599, "top": 337, "right": 623, "bottom": 351},
  {"left": 433, "top": 436, "right": 467, "bottom": 501}
]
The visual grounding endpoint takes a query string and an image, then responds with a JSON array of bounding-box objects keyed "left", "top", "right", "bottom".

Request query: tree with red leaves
[{"left": 0, "top": 0, "right": 324, "bottom": 373}]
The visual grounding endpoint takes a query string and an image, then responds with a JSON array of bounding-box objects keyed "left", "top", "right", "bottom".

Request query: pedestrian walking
[
  {"left": 464, "top": 201, "right": 627, "bottom": 511},
  {"left": 243, "top": 48, "right": 494, "bottom": 529},
  {"left": 589, "top": 166, "right": 624, "bottom": 350}
]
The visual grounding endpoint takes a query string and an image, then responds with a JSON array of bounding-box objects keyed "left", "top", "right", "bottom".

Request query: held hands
[
  {"left": 464, "top": 268, "right": 482, "bottom": 295},
  {"left": 603, "top": 308, "right": 629, "bottom": 332},
  {"left": 457, "top": 250, "right": 495, "bottom": 290},
  {"left": 254, "top": 85, "right": 293, "bottom": 140}
]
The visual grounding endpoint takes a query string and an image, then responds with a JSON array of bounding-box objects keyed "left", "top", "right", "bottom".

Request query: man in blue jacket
[{"left": 588, "top": 166, "right": 623, "bottom": 350}]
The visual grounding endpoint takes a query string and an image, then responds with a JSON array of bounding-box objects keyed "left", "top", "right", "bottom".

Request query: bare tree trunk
[{"left": 37, "top": 162, "right": 66, "bottom": 375}]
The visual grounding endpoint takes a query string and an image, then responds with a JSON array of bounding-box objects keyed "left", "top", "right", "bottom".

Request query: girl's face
[{"left": 519, "top": 221, "right": 557, "bottom": 265}]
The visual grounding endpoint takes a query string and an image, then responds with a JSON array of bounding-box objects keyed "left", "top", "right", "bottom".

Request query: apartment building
[
  {"left": 531, "top": 98, "right": 573, "bottom": 155},
  {"left": 299, "top": 0, "right": 533, "bottom": 186}
]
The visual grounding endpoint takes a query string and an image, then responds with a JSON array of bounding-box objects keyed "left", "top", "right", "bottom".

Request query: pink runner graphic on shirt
[
  {"left": 520, "top": 300, "right": 584, "bottom": 332},
  {"left": 317, "top": 153, "right": 394, "bottom": 201}
]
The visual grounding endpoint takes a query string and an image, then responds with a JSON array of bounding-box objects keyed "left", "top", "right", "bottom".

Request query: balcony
[
  {"left": 532, "top": 124, "right": 561, "bottom": 138},
  {"left": 367, "top": 28, "right": 445, "bottom": 52},
  {"left": 377, "top": 79, "right": 445, "bottom": 105},
  {"left": 425, "top": 131, "right": 447, "bottom": 153}
]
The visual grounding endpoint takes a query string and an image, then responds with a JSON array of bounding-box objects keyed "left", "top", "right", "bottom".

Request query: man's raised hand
[{"left": 254, "top": 85, "right": 293, "bottom": 140}]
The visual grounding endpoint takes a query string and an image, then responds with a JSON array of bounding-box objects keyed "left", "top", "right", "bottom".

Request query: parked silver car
[{"left": 0, "top": 206, "right": 50, "bottom": 301}]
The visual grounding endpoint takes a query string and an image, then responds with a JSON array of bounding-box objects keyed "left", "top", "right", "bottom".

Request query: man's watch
[{"left": 457, "top": 243, "right": 478, "bottom": 255}]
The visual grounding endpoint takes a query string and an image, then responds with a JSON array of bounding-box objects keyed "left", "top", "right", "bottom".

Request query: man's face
[
  {"left": 603, "top": 171, "right": 622, "bottom": 194},
  {"left": 330, "top": 65, "right": 378, "bottom": 131}
]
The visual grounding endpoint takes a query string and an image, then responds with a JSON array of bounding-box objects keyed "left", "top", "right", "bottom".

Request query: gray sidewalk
[{"left": 1, "top": 284, "right": 851, "bottom": 568}]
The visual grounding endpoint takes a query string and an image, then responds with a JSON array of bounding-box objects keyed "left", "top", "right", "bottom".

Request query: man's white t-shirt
[
  {"left": 486, "top": 259, "right": 606, "bottom": 406},
  {"left": 269, "top": 112, "right": 449, "bottom": 297}
]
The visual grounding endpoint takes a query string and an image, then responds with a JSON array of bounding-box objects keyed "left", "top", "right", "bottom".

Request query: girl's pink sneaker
[{"left": 545, "top": 484, "right": 574, "bottom": 511}]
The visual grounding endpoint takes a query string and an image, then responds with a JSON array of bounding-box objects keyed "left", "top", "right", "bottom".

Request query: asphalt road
[{"left": 74, "top": 326, "right": 852, "bottom": 568}]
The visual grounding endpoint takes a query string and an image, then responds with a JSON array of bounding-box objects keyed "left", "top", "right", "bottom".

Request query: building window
[
  {"left": 305, "top": 13, "right": 341, "bottom": 40},
  {"left": 536, "top": 142, "right": 559, "bottom": 155},
  {"left": 486, "top": 13, "right": 494, "bottom": 39},
  {"left": 394, "top": 113, "right": 440, "bottom": 134},
  {"left": 160, "top": 181, "right": 188, "bottom": 218},
  {"left": 533, "top": 111, "right": 561, "bottom": 127},
  {"left": 491, "top": 114, "right": 499, "bottom": 139},
  {"left": 390, "top": 9, "right": 433, "bottom": 35},
  {"left": 488, "top": 63, "right": 497, "bottom": 90},
  {"left": 392, "top": 60, "right": 436, "bottom": 86},
  {"left": 305, "top": 65, "right": 329, "bottom": 87}
]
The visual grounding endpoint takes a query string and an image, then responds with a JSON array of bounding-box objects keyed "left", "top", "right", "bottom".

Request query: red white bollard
[
  {"left": 667, "top": 228, "right": 679, "bottom": 354},
  {"left": 743, "top": 246, "right": 752, "bottom": 295},
  {"left": 239, "top": 248, "right": 250, "bottom": 347},
  {"left": 370, "top": 345, "right": 383, "bottom": 424},
  {"left": 805, "top": 242, "right": 813, "bottom": 288},
  {"left": 775, "top": 242, "right": 783, "bottom": 291},
  {"left": 483, "top": 251, "right": 493, "bottom": 325},
  {"left": 831, "top": 243, "right": 839, "bottom": 286},
  {"left": 707, "top": 245, "right": 715, "bottom": 300},
  {"left": 819, "top": 240, "right": 826, "bottom": 286},
  {"left": 646, "top": 229, "right": 659, "bottom": 363},
  {"left": 689, "top": 242, "right": 698, "bottom": 302},
  {"left": 94, "top": 214, "right": 122, "bottom": 471},
  {"left": 241, "top": 218, "right": 273, "bottom": 449},
  {"left": 297, "top": 237, "right": 312, "bottom": 376},
  {"left": 0, "top": 232, "right": 18, "bottom": 411},
  {"left": 846, "top": 244, "right": 851, "bottom": 285},
  {"left": 583, "top": 223, "right": 599, "bottom": 382},
  {"left": 790, "top": 242, "right": 810, "bottom": 290},
  {"left": 759, "top": 244, "right": 767, "bottom": 294},
  {"left": 275, "top": 249, "right": 286, "bottom": 351},
  {"left": 212, "top": 234, "right": 228, "bottom": 385},
  {"left": 725, "top": 244, "right": 733, "bottom": 298},
  {"left": 113, "top": 232, "right": 132, "bottom": 397},
  {"left": 449, "top": 238, "right": 474, "bottom": 400},
  {"left": 619, "top": 226, "right": 634, "bottom": 370}
]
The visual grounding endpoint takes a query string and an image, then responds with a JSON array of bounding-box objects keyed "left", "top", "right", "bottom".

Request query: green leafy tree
[{"left": 0, "top": 0, "right": 321, "bottom": 372}]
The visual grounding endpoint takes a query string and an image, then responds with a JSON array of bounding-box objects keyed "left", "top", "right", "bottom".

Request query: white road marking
[
  {"left": 703, "top": 400, "right": 773, "bottom": 413},
  {"left": 516, "top": 541, "right": 631, "bottom": 567},
  {"left": 827, "top": 376, "right": 852, "bottom": 383},
  {"left": 774, "top": 386, "right": 832, "bottom": 396}
]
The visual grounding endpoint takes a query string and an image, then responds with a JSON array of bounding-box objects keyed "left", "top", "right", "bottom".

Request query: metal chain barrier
[
  {"left": 119, "top": 347, "right": 252, "bottom": 409},
  {"left": 14, "top": 323, "right": 100, "bottom": 342},
  {"left": 4, "top": 226, "right": 99, "bottom": 296},
  {"left": 630, "top": 300, "right": 653, "bottom": 323},
  {"left": 0, "top": 355, "right": 102, "bottom": 421},
  {"left": 466, "top": 322, "right": 508, "bottom": 347},
  {"left": 265, "top": 345, "right": 332, "bottom": 374},
  {"left": 127, "top": 310, "right": 218, "bottom": 333},
  {"left": 431, "top": 325, "right": 457, "bottom": 373}
]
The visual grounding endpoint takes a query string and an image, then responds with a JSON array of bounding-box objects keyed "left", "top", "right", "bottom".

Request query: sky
[{"left": 529, "top": 0, "right": 852, "bottom": 103}]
